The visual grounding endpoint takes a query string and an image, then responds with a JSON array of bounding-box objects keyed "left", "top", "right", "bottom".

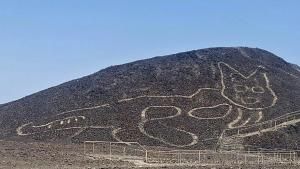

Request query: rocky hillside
[{"left": 0, "top": 47, "right": 300, "bottom": 150}]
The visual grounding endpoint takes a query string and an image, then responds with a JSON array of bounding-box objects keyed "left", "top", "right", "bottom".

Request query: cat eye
[
  {"left": 233, "top": 85, "right": 247, "bottom": 92},
  {"left": 252, "top": 86, "right": 265, "bottom": 93}
]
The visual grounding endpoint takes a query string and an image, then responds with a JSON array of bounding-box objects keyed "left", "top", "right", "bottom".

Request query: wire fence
[
  {"left": 145, "top": 150, "right": 297, "bottom": 165},
  {"left": 83, "top": 141, "right": 145, "bottom": 161},
  {"left": 83, "top": 141, "right": 299, "bottom": 166}
]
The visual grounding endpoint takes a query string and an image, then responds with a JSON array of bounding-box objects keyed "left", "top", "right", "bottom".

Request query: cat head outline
[{"left": 218, "top": 62, "right": 278, "bottom": 110}]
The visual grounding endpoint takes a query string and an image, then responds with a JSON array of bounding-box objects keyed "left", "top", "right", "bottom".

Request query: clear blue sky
[{"left": 0, "top": 0, "right": 300, "bottom": 104}]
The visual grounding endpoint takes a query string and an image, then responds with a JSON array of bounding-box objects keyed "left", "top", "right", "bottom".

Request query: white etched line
[
  {"left": 228, "top": 108, "right": 243, "bottom": 129},
  {"left": 223, "top": 109, "right": 300, "bottom": 138},
  {"left": 255, "top": 111, "right": 263, "bottom": 123},
  {"left": 238, "top": 117, "right": 251, "bottom": 128},
  {"left": 188, "top": 104, "right": 232, "bottom": 120},
  {"left": 237, "top": 47, "right": 250, "bottom": 58},
  {"left": 16, "top": 61, "right": 281, "bottom": 148},
  {"left": 118, "top": 88, "right": 219, "bottom": 103},
  {"left": 16, "top": 123, "right": 33, "bottom": 136},
  {"left": 89, "top": 125, "right": 114, "bottom": 129},
  {"left": 138, "top": 106, "right": 198, "bottom": 147},
  {"left": 218, "top": 62, "right": 278, "bottom": 110},
  {"left": 17, "top": 126, "right": 84, "bottom": 136},
  {"left": 234, "top": 118, "right": 300, "bottom": 138},
  {"left": 16, "top": 116, "right": 86, "bottom": 136},
  {"left": 226, "top": 110, "right": 300, "bottom": 133},
  {"left": 112, "top": 128, "right": 130, "bottom": 145},
  {"left": 69, "top": 127, "right": 87, "bottom": 139},
  {"left": 263, "top": 73, "right": 278, "bottom": 107},
  {"left": 57, "top": 104, "right": 110, "bottom": 116},
  {"left": 141, "top": 106, "right": 182, "bottom": 121},
  {"left": 279, "top": 68, "right": 299, "bottom": 79}
]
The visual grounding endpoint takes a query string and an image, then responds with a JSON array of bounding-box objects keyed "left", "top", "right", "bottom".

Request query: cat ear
[
  {"left": 251, "top": 71, "right": 268, "bottom": 86},
  {"left": 218, "top": 62, "right": 245, "bottom": 81},
  {"left": 219, "top": 62, "right": 267, "bottom": 80}
]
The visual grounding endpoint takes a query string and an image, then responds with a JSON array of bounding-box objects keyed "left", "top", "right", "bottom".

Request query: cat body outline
[{"left": 17, "top": 62, "right": 278, "bottom": 148}]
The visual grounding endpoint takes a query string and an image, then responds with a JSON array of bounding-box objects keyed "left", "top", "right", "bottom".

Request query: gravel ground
[{"left": 0, "top": 140, "right": 299, "bottom": 169}]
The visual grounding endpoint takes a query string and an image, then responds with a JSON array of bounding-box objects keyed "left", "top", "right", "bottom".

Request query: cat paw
[{"left": 139, "top": 106, "right": 198, "bottom": 147}]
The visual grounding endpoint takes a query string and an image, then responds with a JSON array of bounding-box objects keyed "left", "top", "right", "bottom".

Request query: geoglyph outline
[
  {"left": 16, "top": 61, "right": 289, "bottom": 148},
  {"left": 218, "top": 62, "right": 278, "bottom": 110}
]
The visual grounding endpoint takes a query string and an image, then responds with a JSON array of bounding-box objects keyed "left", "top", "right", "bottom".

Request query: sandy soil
[
  {"left": 0, "top": 140, "right": 134, "bottom": 169},
  {"left": 0, "top": 140, "right": 299, "bottom": 169}
]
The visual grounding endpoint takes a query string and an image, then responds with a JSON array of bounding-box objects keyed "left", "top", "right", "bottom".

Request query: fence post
[
  {"left": 236, "top": 152, "right": 239, "bottom": 165},
  {"left": 158, "top": 152, "right": 160, "bottom": 163},
  {"left": 198, "top": 151, "right": 201, "bottom": 164},
  {"left": 145, "top": 150, "right": 148, "bottom": 163},
  {"left": 92, "top": 142, "right": 95, "bottom": 154},
  {"left": 83, "top": 142, "right": 86, "bottom": 154},
  {"left": 280, "top": 153, "right": 282, "bottom": 163},
  {"left": 179, "top": 153, "right": 182, "bottom": 164},
  {"left": 109, "top": 142, "right": 112, "bottom": 160},
  {"left": 248, "top": 151, "right": 250, "bottom": 165}
]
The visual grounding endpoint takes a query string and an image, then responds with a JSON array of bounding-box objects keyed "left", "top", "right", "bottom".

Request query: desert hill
[{"left": 1, "top": 47, "right": 300, "bottom": 150}]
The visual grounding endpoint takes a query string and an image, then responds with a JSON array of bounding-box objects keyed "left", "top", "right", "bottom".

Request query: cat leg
[
  {"left": 237, "top": 110, "right": 264, "bottom": 126},
  {"left": 228, "top": 108, "right": 253, "bottom": 128},
  {"left": 228, "top": 108, "right": 243, "bottom": 128},
  {"left": 138, "top": 106, "right": 198, "bottom": 147},
  {"left": 255, "top": 111, "right": 263, "bottom": 123}
]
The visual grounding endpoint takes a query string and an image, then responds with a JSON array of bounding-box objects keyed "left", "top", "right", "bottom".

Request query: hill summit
[{"left": 1, "top": 47, "right": 300, "bottom": 150}]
